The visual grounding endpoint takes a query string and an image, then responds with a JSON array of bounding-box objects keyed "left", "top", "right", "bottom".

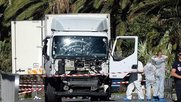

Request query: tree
[
  {"left": 0, "top": 0, "right": 180, "bottom": 73},
  {"left": 0, "top": 40, "right": 11, "bottom": 72},
  {"left": 126, "top": 0, "right": 181, "bottom": 76}
]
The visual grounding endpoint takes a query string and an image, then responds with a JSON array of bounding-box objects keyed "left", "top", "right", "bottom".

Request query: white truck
[{"left": 11, "top": 14, "right": 138, "bottom": 102}]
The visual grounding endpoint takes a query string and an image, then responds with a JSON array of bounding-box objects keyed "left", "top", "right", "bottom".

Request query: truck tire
[
  {"left": 45, "top": 83, "right": 62, "bottom": 102},
  {"left": 90, "top": 96, "right": 99, "bottom": 101},
  {"left": 45, "top": 83, "right": 56, "bottom": 102},
  {"left": 100, "top": 95, "right": 109, "bottom": 101},
  {"left": 100, "top": 87, "right": 110, "bottom": 101}
]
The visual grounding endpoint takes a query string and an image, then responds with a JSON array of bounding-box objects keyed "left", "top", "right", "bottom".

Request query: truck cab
[{"left": 43, "top": 14, "right": 111, "bottom": 102}]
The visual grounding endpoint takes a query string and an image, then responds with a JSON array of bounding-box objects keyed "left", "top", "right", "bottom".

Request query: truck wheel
[
  {"left": 90, "top": 96, "right": 99, "bottom": 101},
  {"left": 45, "top": 83, "right": 56, "bottom": 102},
  {"left": 45, "top": 83, "right": 62, "bottom": 102},
  {"left": 100, "top": 96, "right": 109, "bottom": 101},
  {"left": 100, "top": 87, "right": 110, "bottom": 101}
]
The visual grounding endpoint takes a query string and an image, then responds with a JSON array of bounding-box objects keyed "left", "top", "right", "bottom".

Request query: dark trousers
[{"left": 176, "top": 80, "right": 181, "bottom": 102}]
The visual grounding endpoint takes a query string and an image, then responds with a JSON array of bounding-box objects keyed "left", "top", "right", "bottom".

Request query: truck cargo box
[{"left": 11, "top": 21, "right": 44, "bottom": 74}]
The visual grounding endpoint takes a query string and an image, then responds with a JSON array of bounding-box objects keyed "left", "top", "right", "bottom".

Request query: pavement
[
  {"left": 18, "top": 93, "right": 174, "bottom": 102},
  {"left": 0, "top": 75, "right": 176, "bottom": 102}
]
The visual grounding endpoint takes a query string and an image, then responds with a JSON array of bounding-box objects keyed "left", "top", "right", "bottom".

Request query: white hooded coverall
[
  {"left": 126, "top": 61, "right": 144, "bottom": 100},
  {"left": 144, "top": 61, "right": 156, "bottom": 99},
  {"left": 151, "top": 55, "right": 167, "bottom": 99}
]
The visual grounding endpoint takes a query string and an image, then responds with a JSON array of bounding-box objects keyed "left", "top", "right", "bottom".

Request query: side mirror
[
  {"left": 109, "top": 39, "right": 114, "bottom": 50},
  {"left": 42, "top": 37, "right": 50, "bottom": 60},
  {"left": 109, "top": 38, "right": 115, "bottom": 59},
  {"left": 42, "top": 44, "right": 50, "bottom": 61},
  {"left": 42, "top": 45, "right": 47, "bottom": 56}
]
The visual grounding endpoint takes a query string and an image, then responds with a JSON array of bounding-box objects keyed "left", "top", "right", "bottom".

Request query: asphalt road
[
  {"left": 0, "top": 76, "right": 174, "bottom": 102},
  {"left": 19, "top": 93, "right": 174, "bottom": 102}
]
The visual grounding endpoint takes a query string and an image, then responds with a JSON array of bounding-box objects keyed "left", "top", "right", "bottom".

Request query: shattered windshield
[{"left": 52, "top": 36, "right": 108, "bottom": 59}]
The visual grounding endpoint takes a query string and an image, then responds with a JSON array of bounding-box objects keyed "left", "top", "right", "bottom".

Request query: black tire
[
  {"left": 100, "top": 87, "right": 110, "bottom": 101},
  {"left": 100, "top": 96, "right": 109, "bottom": 101},
  {"left": 45, "top": 81, "right": 62, "bottom": 102},
  {"left": 90, "top": 96, "right": 99, "bottom": 101},
  {"left": 45, "top": 83, "right": 56, "bottom": 102}
]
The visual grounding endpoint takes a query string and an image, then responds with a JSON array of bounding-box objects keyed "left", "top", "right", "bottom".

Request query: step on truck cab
[{"left": 11, "top": 14, "right": 138, "bottom": 102}]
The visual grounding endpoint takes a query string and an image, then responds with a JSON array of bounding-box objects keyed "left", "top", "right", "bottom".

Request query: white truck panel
[
  {"left": 109, "top": 36, "right": 138, "bottom": 79},
  {"left": 11, "top": 21, "right": 44, "bottom": 74},
  {"left": 52, "top": 32, "right": 108, "bottom": 37},
  {"left": 45, "top": 14, "right": 110, "bottom": 40}
]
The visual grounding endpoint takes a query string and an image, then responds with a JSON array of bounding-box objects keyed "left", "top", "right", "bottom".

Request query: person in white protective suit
[
  {"left": 144, "top": 61, "right": 156, "bottom": 101},
  {"left": 151, "top": 50, "right": 168, "bottom": 102},
  {"left": 124, "top": 61, "right": 144, "bottom": 101}
]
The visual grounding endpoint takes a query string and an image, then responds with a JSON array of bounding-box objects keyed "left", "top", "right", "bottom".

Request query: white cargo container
[{"left": 11, "top": 21, "right": 44, "bottom": 74}]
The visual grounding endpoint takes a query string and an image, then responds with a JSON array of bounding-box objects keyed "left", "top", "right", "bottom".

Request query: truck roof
[
  {"left": 51, "top": 17, "right": 108, "bottom": 32},
  {"left": 45, "top": 14, "right": 110, "bottom": 39},
  {"left": 52, "top": 32, "right": 108, "bottom": 37}
]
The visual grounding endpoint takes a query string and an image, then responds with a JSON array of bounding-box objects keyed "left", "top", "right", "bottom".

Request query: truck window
[
  {"left": 52, "top": 36, "right": 108, "bottom": 59},
  {"left": 113, "top": 38, "right": 135, "bottom": 61}
]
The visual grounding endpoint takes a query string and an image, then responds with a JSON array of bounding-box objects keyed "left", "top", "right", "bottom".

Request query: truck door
[
  {"left": 109, "top": 36, "right": 138, "bottom": 79},
  {"left": 11, "top": 21, "right": 44, "bottom": 74}
]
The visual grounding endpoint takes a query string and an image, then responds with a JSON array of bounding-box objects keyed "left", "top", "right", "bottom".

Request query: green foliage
[
  {"left": 3, "top": 0, "right": 33, "bottom": 26},
  {"left": 120, "top": 0, "right": 130, "bottom": 10},
  {"left": 93, "top": 0, "right": 103, "bottom": 9},
  {"left": 128, "top": 15, "right": 162, "bottom": 47},
  {"left": 138, "top": 41, "right": 153, "bottom": 65},
  {"left": 157, "top": 31, "right": 175, "bottom": 77},
  {"left": 2, "top": 0, "right": 47, "bottom": 27},
  {"left": 0, "top": 40, "right": 11, "bottom": 72},
  {"left": 0, "top": 0, "right": 181, "bottom": 76},
  {"left": 127, "top": 2, "right": 180, "bottom": 77},
  {"left": 71, "top": 0, "right": 86, "bottom": 13},
  {"left": 0, "top": 0, "right": 7, "bottom": 6},
  {"left": 116, "top": 21, "right": 127, "bottom": 36},
  {"left": 17, "top": 2, "right": 45, "bottom": 20},
  {"left": 100, "top": 0, "right": 114, "bottom": 13},
  {"left": 49, "top": 0, "right": 70, "bottom": 14}
]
